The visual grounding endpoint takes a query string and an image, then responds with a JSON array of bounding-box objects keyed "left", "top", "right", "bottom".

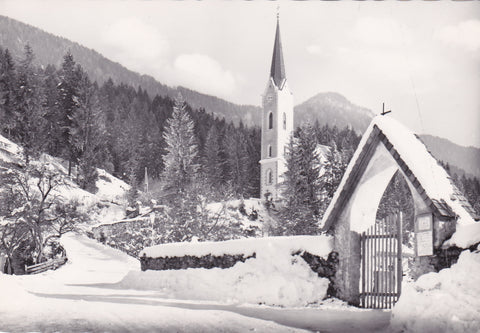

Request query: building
[
  {"left": 259, "top": 16, "right": 294, "bottom": 201},
  {"left": 320, "top": 115, "right": 479, "bottom": 308}
]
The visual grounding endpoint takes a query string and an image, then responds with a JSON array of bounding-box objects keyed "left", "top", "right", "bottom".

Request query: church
[{"left": 259, "top": 16, "right": 294, "bottom": 201}]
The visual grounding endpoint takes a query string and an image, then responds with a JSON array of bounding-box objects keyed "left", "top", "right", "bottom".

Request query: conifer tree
[
  {"left": 57, "top": 51, "right": 81, "bottom": 175},
  {"left": 279, "top": 125, "right": 322, "bottom": 235},
  {"left": 42, "top": 64, "right": 60, "bottom": 156},
  {"left": 226, "top": 128, "right": 249, "bottom": 196},
  {"left": 14, "top": 44, "right": 45, "bottom": 163},
  {"left": 161, "top": 93, "right": 199, "bottom": 193},
  {"left": 203, "top": 124, "right": 223, "bottom": 189},
  {"left": 0, "top": 48, "right": 17, "bottom": 138},
  {"left": 70, "top": 69, "right": 105, "bottom": 191}
]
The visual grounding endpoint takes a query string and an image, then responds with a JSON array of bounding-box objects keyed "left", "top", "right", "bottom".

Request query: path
[{"left": 0, "top": 233, "right": 391, "bottom": 332}]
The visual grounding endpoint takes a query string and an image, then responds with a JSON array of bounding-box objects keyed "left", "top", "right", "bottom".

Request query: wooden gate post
[{"left": 397, "top": 212, "right": 403, "bottom": 297}]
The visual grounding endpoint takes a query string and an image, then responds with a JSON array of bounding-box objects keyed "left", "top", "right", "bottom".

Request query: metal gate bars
[{"left": 360, "top": 212, "right": 403, "bottom": 309}]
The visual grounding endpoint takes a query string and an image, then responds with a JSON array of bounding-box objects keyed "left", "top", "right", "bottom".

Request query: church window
[
  {"left": 268, "top": 112, "right": 273, "bottom": 129},
  {"left": 266, "top": 169, "right": 273, "bottom": 185},
  {"left": 283, "top": 113, "right": 286, "bottom": 130},
  {"left": 268, "top": 145, "right": 272, "bottom": 157}
]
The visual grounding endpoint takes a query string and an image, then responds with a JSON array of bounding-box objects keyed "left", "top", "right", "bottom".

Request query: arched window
[
  {"left": 268, "top": 145, "right": 272, "bottom": 157},
  {"left": 266, "top": 169, "right": 273, "bottom": 185},
  {"left": 268, "top": 112, "right": 273, "bottom": 129},
  {"left": 283, "top": 113, "right": 286, "bottom": 130}
]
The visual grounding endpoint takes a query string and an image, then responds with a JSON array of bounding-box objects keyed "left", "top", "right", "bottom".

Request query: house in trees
[
  {"left": 260, "top": 15, "right": 294, "bottom": 201},
  {"left": 319, "top": 115, "right": 479, "bottom": 308}
]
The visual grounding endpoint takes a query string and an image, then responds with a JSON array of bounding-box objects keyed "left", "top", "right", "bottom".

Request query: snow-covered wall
[
  {"left": 140, "top": 235, "right": 333, "bottom": 259},
  {"left": 123, "top": 235, "right": 335, "bottom": 307}
]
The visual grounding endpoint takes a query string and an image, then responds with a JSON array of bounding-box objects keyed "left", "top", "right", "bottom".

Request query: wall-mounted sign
[{"left": 415, "top": 213, "right": 433, "bottom": 256}]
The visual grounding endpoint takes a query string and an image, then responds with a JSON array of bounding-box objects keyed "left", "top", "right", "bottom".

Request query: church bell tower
[{"left": 260, "top": 15, "right": 294, "bottom": 201}]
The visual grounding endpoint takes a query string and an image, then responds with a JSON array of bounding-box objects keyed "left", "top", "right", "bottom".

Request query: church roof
[
  {"left": 270, "top": 18, "right": 286, "bottom": 89},
  {"left": 320, "top": 116, "right": 479, "bottom": 247}
]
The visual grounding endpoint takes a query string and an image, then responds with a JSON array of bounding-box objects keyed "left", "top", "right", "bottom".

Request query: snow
[
  {"left": 443, "top": 222, "right": 480, "bottom": 249},
  {"left": 140, "top": 234, "right": 333, "bottom": 259},
  {"left": 0, "top": 134, "right": 21, "bottom": 157},
  {"left": 134, "top": 235, "right": 333, "bottom": 307},
  {"left": 206, "top": 198, "right": 268, "bottom": 234},
  {"left": 390, "top": 248, "right": 480, "bottom": 332},
  {"left": 0, "top": 134, "right": 129, "bottom": 226},
  {"left": 0, "top": 232, "right": 390, "bottom": 332},
  {"left": 95, "top": 168, "right": 130, "bottom": 203},
  {"left": 320, "top": 116, "right": 478, "bottom": 247},
  {"left": 372, "top": 116, "right": 474, "bottom": 227}
]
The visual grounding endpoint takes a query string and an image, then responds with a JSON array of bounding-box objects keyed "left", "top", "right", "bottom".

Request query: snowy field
[{"left": 0, "top": 233, "right": 391, "bottom": 332}]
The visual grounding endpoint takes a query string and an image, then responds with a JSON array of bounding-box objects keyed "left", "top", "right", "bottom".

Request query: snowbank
[
  {"left": 95, "top": 168, "right": 130, "bottom": 203},
  {"left": 140, "top": 235, "right": 333, "bottom": 259},
  {"left": 390, "top": 247, "right": 480, "bottom": 333},
  {"left": 443, "top": 223, "right": 480, "bottom": 249},
  {"left": 123, "top": 235, "right": 333, "bottom": 307}
]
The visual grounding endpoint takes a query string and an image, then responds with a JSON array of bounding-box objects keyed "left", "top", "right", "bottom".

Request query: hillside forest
[{"left": 1, "top": 44, "right": 480, "bottom": 270}]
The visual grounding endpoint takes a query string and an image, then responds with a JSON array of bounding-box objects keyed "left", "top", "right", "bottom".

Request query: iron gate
[{"left": 360, "top": 212, "right": 403, "bottom": 309}]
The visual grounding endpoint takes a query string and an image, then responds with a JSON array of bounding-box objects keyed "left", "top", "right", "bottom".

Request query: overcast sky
[{"left": 1, "top": 1, "right": 479, "bottom": 148}]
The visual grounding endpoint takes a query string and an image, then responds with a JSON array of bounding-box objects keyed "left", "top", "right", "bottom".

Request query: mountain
[
  {"left": 294, "top": 92, "right": 375, "bottom": 134},
  {"left": 419, "top": 135, "right": 480, "bottom": 179},
  {"left": 2, "top": 15, "right": 478, "bottom": 180},
  {"left": 0, "top": 15, "right": 261, "bottom": 126}
]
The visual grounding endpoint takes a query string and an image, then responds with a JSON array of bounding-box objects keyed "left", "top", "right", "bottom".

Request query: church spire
[{"left": 270, "top": 14, "right": 286, "bottom": 88}]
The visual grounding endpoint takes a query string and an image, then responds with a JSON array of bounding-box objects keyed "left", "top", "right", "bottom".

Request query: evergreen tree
[
  {"left": 225, "top": 128, "right": 249, "bottom": 196},
  {"left": 42, "top": 64, "right": 61, "bottom": 156},
  {"left": 70, "top": 69, "right": 105, "bottom": 191},
  {"left": 57, "top": 51, "right": 81, "bottom": 175},
  {"left": 12, "top": 44, "right": 45, "bottom": 163},
  {"left": 279, "top": 125, "right": 322, "bottom": 235},
  {"left": 203, "top": 124, "right": 223, "bottom": 189},
  {"left": 245, "top": 127, "right": 261, "bottom": 198},
  {"left": 0, "top": 48, "right": 17, "bottom": 138},
  {"left": 161, "top": 93, "right": 199, "bottom": 193}
]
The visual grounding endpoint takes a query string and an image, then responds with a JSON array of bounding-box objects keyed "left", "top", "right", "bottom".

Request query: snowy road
[{"left": 0, "top": 233, "right": 391, "bottom": 332}]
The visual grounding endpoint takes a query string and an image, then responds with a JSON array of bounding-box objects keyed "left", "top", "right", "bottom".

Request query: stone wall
[
  {"left": 299, "top": 251, "right": 339, "bottom": 297},
  {"left": 140, "top": 253, "right": 256, "bottom": 271}
]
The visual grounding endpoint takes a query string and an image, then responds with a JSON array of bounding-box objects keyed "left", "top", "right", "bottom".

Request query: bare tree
[{"left": 0, "top": 161, "right": 86, "bottom": 266}]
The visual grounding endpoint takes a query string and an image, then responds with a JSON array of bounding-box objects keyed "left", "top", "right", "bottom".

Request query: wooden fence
[{"left": 25, "top": 256, "right": 68, "bottom": 274}]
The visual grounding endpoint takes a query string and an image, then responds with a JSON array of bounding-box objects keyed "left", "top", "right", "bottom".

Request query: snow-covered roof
[{"left": 321, "top": 116, "right": 478, "bottom": 247}]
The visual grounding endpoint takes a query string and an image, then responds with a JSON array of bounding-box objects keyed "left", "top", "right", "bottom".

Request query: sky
[{"left": 1, "top": 1, "right": 479, "bottom": 148}]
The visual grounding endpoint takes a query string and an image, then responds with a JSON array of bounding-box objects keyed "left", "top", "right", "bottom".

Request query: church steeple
[
  {"left": 260, "top": 12, "right": 293, "bottom": 201},
  {"left": 270, "top": 16, "right": 286, "bottom": 89}
]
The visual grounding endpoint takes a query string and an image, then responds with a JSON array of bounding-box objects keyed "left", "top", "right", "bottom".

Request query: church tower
[{"left": 260, "top": 15, "right": 294, "bottom": 201}]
